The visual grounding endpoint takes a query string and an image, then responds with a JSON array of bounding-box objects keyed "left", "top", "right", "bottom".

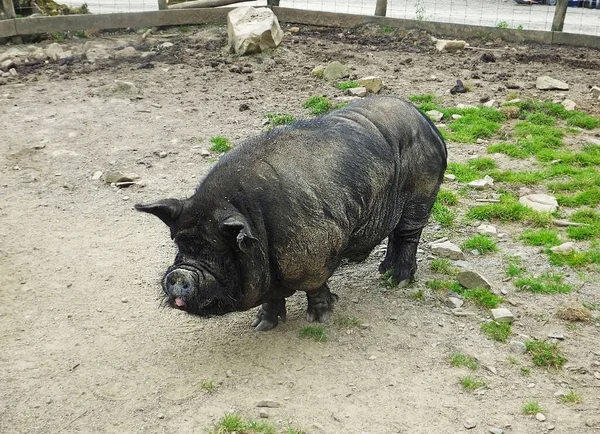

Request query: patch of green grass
[
  {"left": 537, "top": 145, "right": 600, "bottom": 167},
  {"left": 520, "top": 367, "right": 531, "bottom": 376},
  {"left": 497, "top": 20, "right": 509, "bottom": 28},
  {"left": 520, "top": 229, "right": 561, "bottom": 247},
  {"left": 299, "top": 325, "right": 328, "bottom": 342},
  {"left": 412, "top": 289, "right": 425, "bottom": 301},
  {"left": 201, "top": 380, "right": 216, "bottom": 393},
  {"left": 487, "top": 143, "right": 531, "bottom": 159},
  {"left": 548, "top": 168, "right": 600, "bottom": 192},
  {"left": 462, "top": 288, "right": 503, "bottom": 308},
  {"left": 209, "top": 136, "right": 232, "bottom": 153},
  {"left": 522, "top": 401, "right": 543, "bottom": 415},
  {"left": 468, "top": 158, "right": 497, "bottom": 171},
  {"left": 526, "top": 113, "right": 556, "bottom": 126},
  {"left": 514, "top": 273, "right": 574, "bottom": 294},
  {"left": 303, "top": 96, "right": 331, "bottom": 115},
  {"left": 431, "top": 202, "right": 456, "bottom": 227},
  {"left": 567, "top": 112, "right": 600, "bottom": 129},
  {"left": 214, "top": 414, "right": 276, "bottom": 434},
  {"left": 549, "top": 248, "right": 600, "bottom": 269},
  {"left": 286, "top": 428, "right": 308, "bottom": 434},
  {"left": 408, "top": 94, "right": 436, "bottom": 104},
  {"left": 381, "top": 25, "right": 394, "bottom": 33},
  {"left": 425, "top": 279, "right": 462, "bottom": 293},
  {"left": 430, "top": 258, "right": 454, "bottom": 275},
  {"left": 436, "top": 190, "right": 459, "bottom": 206},
  {"left": 446, "top": 158, "right": 496, "bottom": 183},
  {"left": 333, "top": 316, "right": 361, "bottom": 327},
  {"left": 462, "top": 234, "right": 498, "bottom": 255},
  {"left": 481, "top": 321, "right": 511, "bottom": 342},
  {"left": 490, "top": 170, "right": 548, "bottom": 185},
  {"left": 466, "top": 195, "right": 553, "bottom": 227},
  {"left": 264, "top": 113, "right": 296, "bottom": 130},
  {"left": 556, "top": 188, "right": 600, "bottom": 208},
  {"left": 381, "top": 269, "right": 399, "bottom": 288},
  {"left": 178, "top": 25, "right": 191, "bottom": 33},
  {"left": 559, "top": 391, "right": 583, "bottom": 404},
  {"left": 525, "top": 340, "right": 567, "bottom": 369},
  {"left": 459, "top": 376, "right": 486, "bottom": 391},
  {"left": 507, "top": 356, "right": 519, "bottom": 365},
  {"left": 52, "top": 32, "right": 66, "bottom": 41},
  {"left": 332, "top": 102, "right": 349, "bottom": 110},
  {"left": 506, "top": 257, "right": 526, "bottom": 277},
  {"left": 444, "top": 116, "right": 502, "bottom": 143},
  {"left": 336, "top": 80, "right": 358, "bottom": 90},
  {"left": 449, "top": 353, "right": 478, "bottom": 370}
]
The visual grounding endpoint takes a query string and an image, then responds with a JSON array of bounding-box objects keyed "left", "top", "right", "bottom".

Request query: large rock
[
  {"left": 491, "top": 308, "right": 514, "bottom": 323},
  {"left": 550, "top": 242, "right": 575, "bottom": 254},
  {"left": 536, "top": 76, "right": 569, "bottom": 91},
  {"left": 323, "top": 61, "right": 349, "bottom": 81},
  {"left": 457, "top": 270, "right": 492, "bottom": 290},
  {"left": 227, "top": 7, "right": 283, "bottom": 56},
  {"left": 519, "top": 193, "right": 558, "bottom": 213},
  {"left": 431, "top": 241, "right": 465, "bottom": 260},
  {"left": 358, "top": 76, "right": 383, "bottom": 93},
  {"left": 561, "top": 99, "right": 576, "bottom": 111}
]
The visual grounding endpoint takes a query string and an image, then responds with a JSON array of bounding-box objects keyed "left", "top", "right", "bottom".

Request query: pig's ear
[
  {"left": 135, "top": 199, "right": 183, "bottom": 227},
  {"left": 219, "top": 215, "right": 258, "bottom": 253}
]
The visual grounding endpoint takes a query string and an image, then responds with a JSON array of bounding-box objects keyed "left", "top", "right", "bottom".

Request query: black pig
[{"left": 136, "top": 96, "right": 447, "bottom": 330}]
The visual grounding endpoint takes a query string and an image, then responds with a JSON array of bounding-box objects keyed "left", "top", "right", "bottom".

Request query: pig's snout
[{"left": 164, "top": 269, "right": 197, "bottom": 307}]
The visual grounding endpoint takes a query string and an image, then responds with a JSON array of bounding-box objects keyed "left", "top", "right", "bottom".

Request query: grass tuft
[
  {"left": 430, "top": 258, "right": 454, "bottom": 275},
  {"left": 336, "top": 80, "right": 358, "bottom": 90},
  {"left": 264, "top": 113, "right": 296, "bottom": 130},
  {"left": 303, "top": 96, "right": 331, "bottom": 115},
  {"left": 299, "top": 325, "right": 328, "bottom": 342},
  {"left": 522, "top": 400, "right": 543, "bottom": 415},
  {"left": 525, "top": 340, "right": 567, "bottom": 369},
  {"left": 462, "top": 234, "right": 498, "bottom": 255},
  {"left": 559, "top": 390, "right": 583, "bottom": 404},
  {"left": 520, "top": 229, "right": 560, "bottom": 247},
  {"left": 459, "top": 376, "right": 486, "bottom": 391},
  {"left": 481, "top": 321, "right": 511, "bottom": 342},
  {"left": 514, "top": 273, "right": 573, "bottom": 294},
  {"left": 333, "top": 316, "right": 361, "bottom": 327},
  {"left": 449, "top": 353, "right": 478, "bottom": 370},
  {"left": 209, "top": 136, "right": 232, "bottom": 153}
]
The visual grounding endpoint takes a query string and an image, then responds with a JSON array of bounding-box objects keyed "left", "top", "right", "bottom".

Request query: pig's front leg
[{"left": 251, "top": 298, "right": 287, "bottom": 331}]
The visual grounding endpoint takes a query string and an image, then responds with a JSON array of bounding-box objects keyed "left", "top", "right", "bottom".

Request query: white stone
[
  {"left": 536, "top": 76, "right": 569, "bottom": 90},
  {"left": 91, "top": 171, "right": 103, "bottom": 180},
  {"left": 519, "top": 193, "right": 558, "bottom": 213},
  {"left": 469, "top": 175, "right": 494, "bottom": 189},
  {"left": 426, "top": 110, "right": 443, "bottom": 122},
  {"left": 435, "top": 39, "right": 468, "bottom": 52},
  {"left": 457, "top": 270, "right": 492, "bottom": 290},
  {"left": 491, "top": 308, "right": 515, "bottom": 323},
  {"left": 483, "top": 99, "right": 497, "bottom": 107},
  {"left": 550, "top": 242, "right": 575, "bottom": 254},
  {"left": 357, "top": 76, "right": 383, "bottom": 93},
  {"left": 477, "top": 224, "right": 497, "bottom": 236},
  {"left": 1, "top": 59, "right": 14, "bottom": 71},
  {"left": 8, "top": 68, "right": 17, "bottom": 77},
  {"left": 323, "top": 61, "right": 349, "bottom": 81},
  {"left": 45, "top": 43, "right": 65, "bottom": 61},
  {"left": 431, "top": 241, "right": 465, "bottom": 260},
  {"left": 536, "top": 413, "right": 546, "bottom": 422},
  {"left": 561, "top": 99, "right": 576, "bottom": 111},
  {"left": 114, "top": 47, "right": 137, "bottom": 58},
  {"left": 444, "top": 174, "right": 456, "bottom": 181},
  {"left": 227, "top": 7, "right": 283, "bottom": 56},
  {"left": 160, "top": 42, "right": 174, "bottom": 49},
  {"left": 447, "top": 297, "right": 464, "bottom": 309},
  {"left": 348, "top": 87, "right": 367, "bottom": 97},
  {"left": 452, "top": 114, "right": 462, "bottom": 120},
  {"left": 591, "top": 86, "right": 600, "bottom": 98}
]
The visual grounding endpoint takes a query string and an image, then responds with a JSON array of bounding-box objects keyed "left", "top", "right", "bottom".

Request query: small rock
[
  {"left": 491, "top": 308, "right": 515, "bottom": 323},
  {"left": 258, "top": 409, "right": 269, "bottom": 418},
  {"left": 536, "top": 76, "right": 569, "bottom": 90},
  {"left": 489, "top": 428, "right": 504, "bottom": 434},
  {"left": 1, "top": 59, "right": 15, "bottom": 71},
  {"left": 157, "top": 413, "right": 165, "bottom": 419},
  {"left": 159, "top": 151, "right": 168, "bottom": 158},
  {"left": 348, "top": 87, "right": 367, "bottom": 97},
  {"left": 444, "top": 174, "right": 456, "bottom": 181},
  {"left": 45, "top": 43, "right": 64, "bottom": 60},
  {"left": 323, "top": 61, "right": 349, "bottom": 81},
  {"left": 115, "top": 46, "right": 137, "bottom": 58},
  {"left": 548, "top": 332, "right": 564, "bottom": 340},
  {"left": 463, "top": 419, "right": 477, "bottom": 429},
  {"left": 435, "top": 39, "right": 468, "bottom": 52},
  {"left": 8, "top": 68, "right": 18, "bottom": 77},
  {"left": 239, "top": 103, "right": 250, "bottom": 111},
  {"left": 256, "top": 399, "right": 280, "bottom": 408},
  {"left": 510, "top": 340, "right": 527, "bottom": 354},
  {"left": 450, "top": 79, "right": 467, "bottom": 94},
  {"left": 447, "top": 297, "right": 464, "bottom": 309},
  {"left": 468, "top": 175, "right": 494, "bottom": 189},
  {"left": 33, "top": 143, "right": 46, "bottom": 150},
  {"left": 110, "top": 80, "right": 140, "bottom": 96},
  {"left": 431, "top": 241, "right": 465, "bottom": 260},
  {"left": 594, "top": 371, "right": 600, "bottom": 380},
  {"left": 548, "top": 425, "right": 555, "bottom": 431},
  {"left": 591, "top": 86, "right": 600, "bottom": 98},
  {"left": 483, "top": 99, "right": 497, "bottom": 108},
  {"left": 289, "top": 26, "right": 300, "bottom": 33},
  {"left": 477, "top": 224, "right": 497, "bottom": 236},
  {"left": 91, "top": 171, "right": 103, "bottom": 180},
  {"left": 519, "top": 193, "right": 558, "bottom": 213},
  {"left": 535, "top": 413, "right": 546, "bottom": 422},
  {"left": 550, "top": 242, "right": 575, "bottom": 254},
  {"left": 562, "top": 99, "right": 576, "bottom": 111},
  {"left": 457, "top": 270, "right": 492, "bottom": 290},
  {"left": 121, "top": 297, "right": 128, "bottom": 303},
  {"left": 160, "top": 42, "right": 174, "bottom": 49},
  {"left": 312, "top": 65, "right": 326, "bottom": 77},
  {"left": 426, "top": 110, "right": 444, "bottom": 122},
  {"left": 102, "top": 171, "right": 137, "bottom": 184},
  {"left": 357, "top": 76, "right": 383, "bottom": 93},
  {"left": 586, "top": 418, "right": 600, "bottom": 427},
  {"left": 480, "top": 52, "right": 496, "bottom": 62}
]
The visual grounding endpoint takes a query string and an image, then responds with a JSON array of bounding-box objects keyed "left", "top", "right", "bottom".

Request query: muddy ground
[{"left": 1, "top": 23, "right": 600, "bottom": 434}]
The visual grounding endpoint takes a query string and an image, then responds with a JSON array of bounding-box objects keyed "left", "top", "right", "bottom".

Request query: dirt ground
[{"left": 1, "top": 23, "right": 600, "bottom": 434}]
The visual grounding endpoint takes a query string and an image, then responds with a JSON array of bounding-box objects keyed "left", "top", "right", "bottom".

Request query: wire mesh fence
[{"left": 5, "top": 0, "right": 600, "bottom": 35}]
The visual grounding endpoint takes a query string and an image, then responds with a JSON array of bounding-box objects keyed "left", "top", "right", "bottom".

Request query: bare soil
[{"left": 1, "top": 24, "right": 600, "bottom": 434}]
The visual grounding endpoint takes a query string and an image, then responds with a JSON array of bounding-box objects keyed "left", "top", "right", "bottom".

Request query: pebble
[
  {"left": 489, "top": 428, "right": 504, "bottom": 434},
  {"left": 548, "top": 425, "right": 555, "bottom": 430},
  {"left": 535, "top": 413, "right": 546, "bottom": 422},
  {"left": 463, "top": 419, "right": 477, "bottom": 429},
  {"left": 157, "top": 413, "right": 165, "bottom": 419},
  {"left": 491, "top": 308, "right": 515, "bottom": 323},
  {"left": 368, "top": 355, "right": 377, "bottom": 360},
  {"left": 457, "top": 270, "right": 492, "bottom": 290},
  {"left": 594, "top": 371, "right": 600, "bottom": 380},
  {"left": 256, "top": 399, "right": 280, "bottom": 408},
  {"left": 547, "top": 332, "right": 564, "bottom": 340},
  {"left": 159, "top": 151, "right": 168, "bottom": 158},
  {"left": 509, "top": 340, "right": 527, "bottom": 354},
  {"left": 121, "top": 297, "right": 128, "bottom": 303},
  {"left": 447, "top": 297, "right": 464, "bottom": 309},
  {"left": 258, "top": 409, "right": 269, "bottom": 418}
]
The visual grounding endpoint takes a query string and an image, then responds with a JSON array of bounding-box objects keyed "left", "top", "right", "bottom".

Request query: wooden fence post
[
  {"left": 551, "top": 0, "right": 569, "bottom": 32},
  {"left": 375, "top": 0, "right": 387, "bottom": 16}
]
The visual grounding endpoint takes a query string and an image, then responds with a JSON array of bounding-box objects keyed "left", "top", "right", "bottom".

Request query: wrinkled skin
[{"left": 136, "top": 96, "right": 447, "bottom": 331}]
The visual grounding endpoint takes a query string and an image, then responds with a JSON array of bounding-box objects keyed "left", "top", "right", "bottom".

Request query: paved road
[{"left": 67, "top": 0, "right": 600, "bottom": 35}]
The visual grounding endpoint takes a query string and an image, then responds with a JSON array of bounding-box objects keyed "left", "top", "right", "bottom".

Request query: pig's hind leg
[
  {"left": 378, "top": 196, "right": 436, "bottom": 287},
  {"left": 252, "top": 298, "right": 287, "bottom": 331},
  {"left": 306, "top": 284, "right": 339, "bottom": 323}
]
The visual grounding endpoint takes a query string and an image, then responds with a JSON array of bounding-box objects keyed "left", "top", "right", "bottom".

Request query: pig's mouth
[{"left": 162, "top": 264, "right": 237, "bottom": 316}]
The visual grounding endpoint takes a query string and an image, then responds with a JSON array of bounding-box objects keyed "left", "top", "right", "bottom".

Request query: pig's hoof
[
  {"left": 306, "top": 286, "right": 338, "bottom": 323},
  {"left": 251, "top": 299, "right": 286, "bottom": 331}
]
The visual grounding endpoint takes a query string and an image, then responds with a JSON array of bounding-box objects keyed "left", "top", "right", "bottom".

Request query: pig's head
[{"left": 135, "top": 198, "right": 266, "bottom": 316}]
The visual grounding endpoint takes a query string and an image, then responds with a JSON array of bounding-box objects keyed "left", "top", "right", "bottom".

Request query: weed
[
  {"left": 449, "top": 353, "right": 478, "bottom": 370},
  {"left": 436, "top": 190, "right": 458, "bottom": 206},
  {"left": 431, "top": 202, "right": 456, "bottom": 227},
  {"left": 336, "top": 80, "right": 358, "bottom": 90},
  {"left": 73, "top": 30, "right": 87, "bottom": 38},
  {"left": 520, "top": 229, "right": 560, "bottom": 247},
  {"left": 446, "top": 158, "right": 496, "bottom": 182},
  {"left": 517, "top": 24, "right": 524, "bottom": 30},
  {"left": 408, "top": 94, "right": 436, "bottom": 104},
  {"left": 333, "top": 316, "right": 361, "bottom": 327},
  {"left": 303, "top": 96, "right": 331, "bottom": 115},
  {"left": 522, "top": 401, "right": 543, "bottom": 415},
  {"left": 178, "top": 25, "right": 191, "bottom": 33},
  {"left": 214, "top": 413, "right": 248, "bottom": 433},
  {"left": 209, "top": 136, "right": 232, "bottom": 153},
  {"left": 559, "top": 391, "right": 583, "bottom": 404},
  {"left": 412, "top": 289, "right": 425, "bottom": 301},
  {"left": 514, "top": 273, "right": 573, "bottom": 294},
  {"left": 201, "top": 380, "right": 216, "bottom": 393},
  {"left": 381, "top": 25, "right": 394, "bottom": 33},
  {"left": 459, "top": 376, "right": 486, "bottom": 391},
  {"left": 462, "top": 234, "right": 498, "bottom": 255},
  {"left": 264, "top": 113, "right": 296, "bottom": 130},
  {"left": 497, "top": 20, "right": 510, "bottom": 28},
  {"left": 556, "top": 304, "right": 592, "bottom": 322},
  {"left": 548, "top": 249, "right": 600, "bottom": 269},
  {"left": 286, "top": 428, "right": 308, "bottom": 434},
  {"left": 507, "top": 356, "right": 519, "bottom": 365},
  {"left": 567, "top": 112, "right": 600, "bottom": 129},
  {"left": 467, "top": 195, "right": 553, "bottom": 227},
  {"left": 430, "top": 258, "right": 454, "bottom": 275},
  {"left": 461, "top": 288, "right": 503, "bottom": 308},
  {"left": 506, "top": 92, "right": 519, "bottom": 101},
  {"left": 381, "top": 269, "right": 399, "bottom": 288},
  {"left": 520, "top": 367, "right": 531, "bottom": 376},
  {"left": 299, "top": 325, "right": 328, "bottom": 342},
  {"left": 506, "top": 256, "right": 526, "bottom": 277},
  {"left": 481, "top": 321, "right": 511, "bottom": 342},
  {"left": 525, "top": 340, "right": 567, "bottom": 369},
  {"left": 414, "top": 0, "right": 428, "bottom": 20},
  {"left": 52, "top": 32, "right": 66, "bottom": 41}
]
